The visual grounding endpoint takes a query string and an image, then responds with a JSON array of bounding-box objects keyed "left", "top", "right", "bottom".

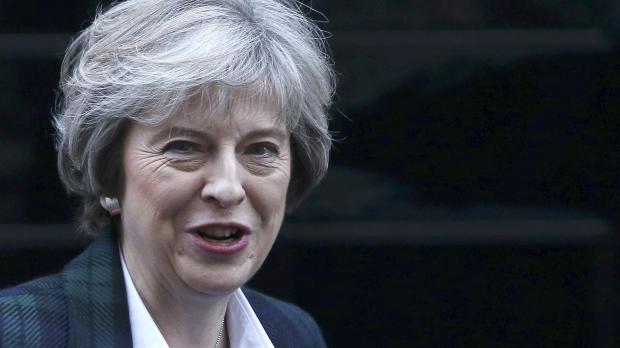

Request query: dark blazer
[{"left": 0, "top": 232, "right": 327, "bottom": 347}]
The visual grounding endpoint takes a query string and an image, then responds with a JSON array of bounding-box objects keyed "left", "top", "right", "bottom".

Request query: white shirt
[{"left": 120, "top": 253, "right": 274, "bottom": 348}]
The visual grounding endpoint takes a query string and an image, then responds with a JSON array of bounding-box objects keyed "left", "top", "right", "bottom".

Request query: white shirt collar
[{"left": 120, "top": 251, "right": 274, "bottom": 348}]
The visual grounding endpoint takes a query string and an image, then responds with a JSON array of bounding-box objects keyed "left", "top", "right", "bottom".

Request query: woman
[{"left": 0, "top": 0, "right": 334, "bottom": 347}]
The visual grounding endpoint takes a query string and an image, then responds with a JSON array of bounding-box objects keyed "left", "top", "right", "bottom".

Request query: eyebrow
[
  {"left": 150, "top": 127, "right": 207, "bottom": 144},
  {"left": 150, "top": 126, "right": 288, "bottom": 144},
  {"left": 244, "top": 128, "right": 288, "bottom": 142}
]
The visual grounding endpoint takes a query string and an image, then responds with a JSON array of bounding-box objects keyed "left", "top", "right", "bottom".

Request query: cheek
[
  {"left": 253, "top": 175, "right": 290, "bottom": 227},
  {"left": 123, "top": 161, "right": 199, "bottom": 220}
]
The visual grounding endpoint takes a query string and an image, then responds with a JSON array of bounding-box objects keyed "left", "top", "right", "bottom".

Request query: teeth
[{"left": 199, "top": 227, "right": 236, "bottom": 239}]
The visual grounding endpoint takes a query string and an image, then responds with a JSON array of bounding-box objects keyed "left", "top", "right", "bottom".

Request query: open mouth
[
  {"left": 189, "top": 224, "right": 250, "bottom": 254},
  {"left": 195, "top": 227, "right": 244, "bottom": 243}
]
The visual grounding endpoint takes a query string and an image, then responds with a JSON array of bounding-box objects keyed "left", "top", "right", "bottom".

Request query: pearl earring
[{"left": 100, "top": 197, "right": 121, "bottom": 216}]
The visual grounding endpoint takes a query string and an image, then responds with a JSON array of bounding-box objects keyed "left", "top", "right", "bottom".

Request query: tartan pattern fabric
[
  {"left": 0, "top": 276, "right": 68, "bottom": 347},
  {"left": 244, "top": 288, "right": 328, "bottom": 348},
  {"left": 0, "top": 232, "right": 327, "bottom": 347},
  {"left": 0, "top": 232, "right": 132, "bottom": 348},
  {"left": 62, "top": 232, "right": 132, "bottom": 347}
]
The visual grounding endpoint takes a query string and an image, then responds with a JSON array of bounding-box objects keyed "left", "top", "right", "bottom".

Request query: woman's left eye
[{"left": 246, "top": 142, "right": 279, "bottom": 157}]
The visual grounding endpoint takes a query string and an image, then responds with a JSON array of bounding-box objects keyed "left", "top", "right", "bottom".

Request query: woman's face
[{"left": 119, "top": 100, "right": 291, "bottom": 298}]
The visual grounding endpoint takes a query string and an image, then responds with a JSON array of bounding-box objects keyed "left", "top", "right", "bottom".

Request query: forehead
[
  {"left": 170, "top": 94, "right": 285, "bottom": 131},
  {"left": 126, "top": 100, "right": 289, "bottom": 146},
  {"left": 169, "top": 88, "right": 290, "bottom": 129}
]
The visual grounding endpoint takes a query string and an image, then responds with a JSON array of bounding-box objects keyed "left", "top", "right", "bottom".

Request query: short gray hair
[{"left": 54, "top": 0, "right": 335, "bottom": 235}]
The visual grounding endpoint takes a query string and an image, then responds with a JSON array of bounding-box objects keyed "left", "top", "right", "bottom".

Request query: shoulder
[
  {"left": 0, "top": 274, "right": 69, "bottom": 347},
  {"left": 243, "top": 287, "right": 327, "bottom": 348},
  {"left": 0, "top": 273, "right": 67, "bottom": 311}
]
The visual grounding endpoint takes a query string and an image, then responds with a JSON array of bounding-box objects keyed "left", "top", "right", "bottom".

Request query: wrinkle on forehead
[
  {"left": 179, "top": 85, "right": 291, "bottom": 128},
  {"left": 171, "top": 87, "right": 286, "bottom": 132}
]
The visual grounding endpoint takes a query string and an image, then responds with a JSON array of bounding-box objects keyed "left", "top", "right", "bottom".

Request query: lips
[{"left": 188, "top": 223, "right": 251, "bottom": 255}]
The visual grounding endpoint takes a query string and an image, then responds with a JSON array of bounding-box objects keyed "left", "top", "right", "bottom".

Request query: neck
[
  {"left": 145, "top": 287, "right": 229, "bottom": 347},
  {"left": 121, "top": 240, "right": 231, "bottom": 347}
]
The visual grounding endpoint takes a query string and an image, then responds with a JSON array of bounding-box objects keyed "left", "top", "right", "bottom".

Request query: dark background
[{"left": 1, "top": 0, "right": 620, "bottom": 346}]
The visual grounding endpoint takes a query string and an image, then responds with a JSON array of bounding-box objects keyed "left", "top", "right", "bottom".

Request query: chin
[{"left": 176, "top": 257, "right": 258, "bottom": 298}]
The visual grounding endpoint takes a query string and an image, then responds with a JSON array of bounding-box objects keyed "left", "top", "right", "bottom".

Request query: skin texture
[{"left": 118, "top": 99, "right": 291, "bottom": 347}]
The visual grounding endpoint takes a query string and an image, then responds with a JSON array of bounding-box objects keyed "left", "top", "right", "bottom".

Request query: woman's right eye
[{"left": 162, "top": 140, "right": 199, "bottom": 154}]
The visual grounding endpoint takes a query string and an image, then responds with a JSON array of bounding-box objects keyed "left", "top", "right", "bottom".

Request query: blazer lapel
[{"left": 62, "top": 232, "right": 133, "bottom": 348}]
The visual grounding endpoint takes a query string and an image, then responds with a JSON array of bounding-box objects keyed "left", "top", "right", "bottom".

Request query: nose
[{"left": 200, "top": 152, "right": 245, "bottom": 208}]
